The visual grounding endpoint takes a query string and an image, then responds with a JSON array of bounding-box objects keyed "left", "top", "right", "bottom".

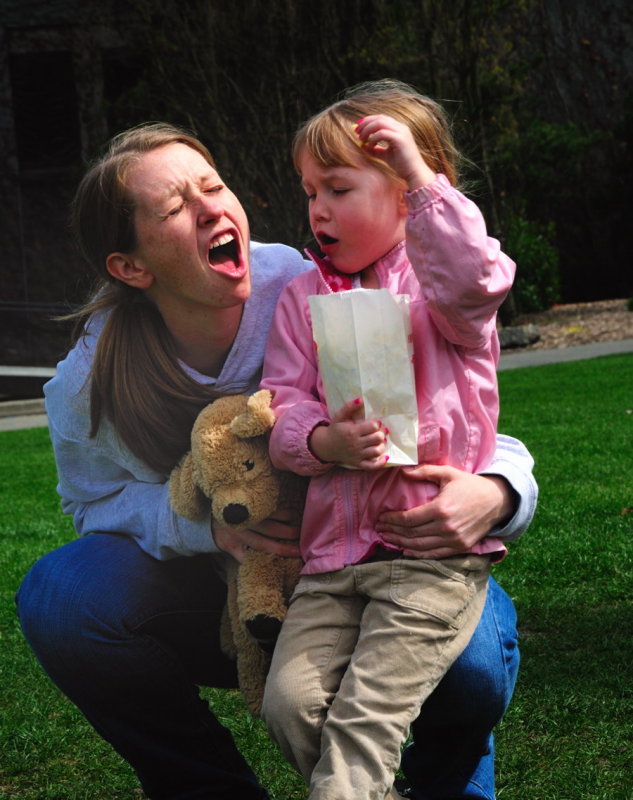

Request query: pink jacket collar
[{"left": 305, "top": 241, "right": 408, "bottom": 293}]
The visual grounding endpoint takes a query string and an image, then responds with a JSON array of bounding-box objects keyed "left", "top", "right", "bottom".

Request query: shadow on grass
[
  {"left": 517, "top": 598, "right": 631, "bottom": 688},
  {"left": 496, "top": 600, "right": 632, "bottom": 800}
]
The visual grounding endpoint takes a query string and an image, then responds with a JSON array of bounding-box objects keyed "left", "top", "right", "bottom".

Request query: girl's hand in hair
[{"left": 354, "top": 114, "right": 436, "bottom": 191}]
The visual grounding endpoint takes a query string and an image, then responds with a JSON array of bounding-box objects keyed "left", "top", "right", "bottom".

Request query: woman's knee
[
  {"left": 16, "top": 534, "right": 158, "bottom": 668},
  {"left": 18, "top": 546, "right": 80, "bottom": 639},
  {"left": 17, "top": 539, "right": 113, "bottom": 665}
]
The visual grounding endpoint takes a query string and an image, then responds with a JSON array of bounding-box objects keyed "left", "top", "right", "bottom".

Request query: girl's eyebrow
[{"left": 322, "top": 164, "right": 358, "bottom": 177}]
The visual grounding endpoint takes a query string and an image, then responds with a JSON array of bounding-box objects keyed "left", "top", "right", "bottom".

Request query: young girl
[{"left": 260, "top": 80, "right": 516, "bottom": 800}]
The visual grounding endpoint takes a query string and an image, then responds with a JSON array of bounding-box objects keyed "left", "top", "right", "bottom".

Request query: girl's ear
[
  {"left": 398, "top": 189, "right": 408, "bottom": 217},
  {"left": 105, "top": 253, "right": 154, "bottom": 290}
]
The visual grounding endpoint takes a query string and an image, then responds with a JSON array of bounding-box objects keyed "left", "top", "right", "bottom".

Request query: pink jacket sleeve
[
  {"left": 261, "top": 276, "right": 333, "bottom": 476},
  {"left": 405, "top": 175, "right": 515, "bottom": 349}
]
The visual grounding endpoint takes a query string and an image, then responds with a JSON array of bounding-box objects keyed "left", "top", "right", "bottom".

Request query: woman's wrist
[{"left": 483, "top": 474, "right": 519, "bottom": 530}]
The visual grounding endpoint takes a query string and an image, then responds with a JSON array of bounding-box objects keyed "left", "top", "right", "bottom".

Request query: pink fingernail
[{"left": 354, "top": 397, "right": 362, "bottom": 405}]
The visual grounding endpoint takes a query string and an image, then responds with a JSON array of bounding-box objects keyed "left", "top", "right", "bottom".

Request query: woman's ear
[{"left": 105, "top": 253, "right": 154, "bottom": 290}]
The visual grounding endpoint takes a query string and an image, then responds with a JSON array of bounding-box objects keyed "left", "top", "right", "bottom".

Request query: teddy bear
[{"left": 168, "top": 389, "right": 304, "bottom": 715}]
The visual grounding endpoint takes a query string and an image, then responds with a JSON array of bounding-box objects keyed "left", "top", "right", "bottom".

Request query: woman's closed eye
[
  {"left": 162, "top": 185, "right": 222, "bottom": 217},
  {"left": 162, "top": 203, "right": 184, "bottom": 219}
]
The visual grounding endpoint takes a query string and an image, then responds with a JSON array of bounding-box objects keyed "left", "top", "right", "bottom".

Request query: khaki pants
[{"left": 261, "top": 554, "right": 490, "bottom": 800}]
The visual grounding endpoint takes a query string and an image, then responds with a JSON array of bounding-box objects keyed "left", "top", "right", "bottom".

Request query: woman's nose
[{"left": 197, "top": 191, "right": 223, "bottom": 223}]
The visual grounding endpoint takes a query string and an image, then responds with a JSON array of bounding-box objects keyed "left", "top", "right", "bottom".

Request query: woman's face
[{"left": 120, "top": 142, "right": 251, "bottom": 316}]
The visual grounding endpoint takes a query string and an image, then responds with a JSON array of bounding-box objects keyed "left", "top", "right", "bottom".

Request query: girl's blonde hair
[
  {"left": 69, "top": 123, "right": 221, "bottom": 475},
  {"left": 293, "top": 79, "right": 461, "bottom": 187}
]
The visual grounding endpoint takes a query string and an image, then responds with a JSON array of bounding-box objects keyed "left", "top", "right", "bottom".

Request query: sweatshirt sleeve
[
  {"left": 405, "top": 174, "right": 515, "bottom": 349},
  {"left": 44, "top": 341, "right": 220, "bottom": 561},
  {"left": 481, "top": 433, "right": 539, "bottom": 541},
  {"left": 51, "top": 425, "right": 218, "bottom": 561},
  {"left": 260, "top": 278, "right": 333, "bottom": 476}
]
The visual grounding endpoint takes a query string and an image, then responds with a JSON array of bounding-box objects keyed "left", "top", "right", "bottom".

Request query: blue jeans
[
  {"left": 16, "top": 533, "right": 519, "bottom": 800},
  {"left": 400, "top": 570, "right": 520, "bottom": 800}
]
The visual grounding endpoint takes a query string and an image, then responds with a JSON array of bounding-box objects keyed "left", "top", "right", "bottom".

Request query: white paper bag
[{"left": 308, "top": 289, "right": 419, "bottom": 466}]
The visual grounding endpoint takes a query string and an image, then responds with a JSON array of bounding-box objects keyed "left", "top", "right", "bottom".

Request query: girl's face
[
  {"left": 116, "top": 142, "right": 251, "bottom": 316},
  {"left": 299, "top": 148, "right": 406, "bottom": 275}
]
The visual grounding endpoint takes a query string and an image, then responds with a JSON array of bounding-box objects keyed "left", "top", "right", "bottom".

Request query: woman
[{"left": 16, "top": 122, "right": 537, "bottom": 800}]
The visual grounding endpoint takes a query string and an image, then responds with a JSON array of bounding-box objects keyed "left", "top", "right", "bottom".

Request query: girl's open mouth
[{"left": 318, "top": 233, "right": 338, "bottom": 247}]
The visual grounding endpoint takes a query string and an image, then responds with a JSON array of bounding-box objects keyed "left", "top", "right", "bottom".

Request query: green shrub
[{"left": 504, "top": 213, "right": 561, "bottom": 313}]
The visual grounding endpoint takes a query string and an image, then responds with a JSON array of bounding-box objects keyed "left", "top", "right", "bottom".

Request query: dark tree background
[
  {"left": 1, "top": 0, "right": 632, "bottom": 364},
  {"left": 105, "top": 0, "right": 632, "bottom": 310}
]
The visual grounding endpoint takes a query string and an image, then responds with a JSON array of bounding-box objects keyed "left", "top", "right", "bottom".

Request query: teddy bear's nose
[{"left": 223, "top": 503, "right": 250, "bottom": 525}]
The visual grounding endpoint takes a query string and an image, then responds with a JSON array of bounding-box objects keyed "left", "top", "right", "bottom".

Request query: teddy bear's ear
[{"left": 230, "top": 389, "right": 275, "bottom": 439}]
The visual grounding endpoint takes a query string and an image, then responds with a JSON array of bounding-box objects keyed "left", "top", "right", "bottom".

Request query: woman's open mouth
[{"left": 208, "top": 233, "right": 246, "bottom": 278}]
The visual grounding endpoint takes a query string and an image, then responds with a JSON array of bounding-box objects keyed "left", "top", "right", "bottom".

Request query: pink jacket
[{"left": 261, "top": 175, "right": 515, "bottom": 574}]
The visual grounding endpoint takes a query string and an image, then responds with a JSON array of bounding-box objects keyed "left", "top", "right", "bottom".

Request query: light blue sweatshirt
[{"left": 44, "top": 242, "right": 537, "bottom": 561}]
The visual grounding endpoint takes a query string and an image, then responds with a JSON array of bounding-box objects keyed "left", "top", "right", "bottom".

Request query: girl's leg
[
  {"left": 261, "top": 569, "right": 365, "bottom": 782},
  {"left": 309, "top": 556, "right": 490, "bottom": 800},
  {"left": 16, "top": 532, "right": 268, "bottom": 800},
  {"left": 400, "top": 576, "right": 520, "bottom": 800}
]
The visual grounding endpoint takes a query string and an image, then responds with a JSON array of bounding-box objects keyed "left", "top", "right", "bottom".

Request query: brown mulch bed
[{"left": 509, "top": 298, "right": 633, "bottom": 351}]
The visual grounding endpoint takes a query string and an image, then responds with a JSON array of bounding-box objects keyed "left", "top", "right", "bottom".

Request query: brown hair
[
  {"left": 293, "top": 79, "right": 461, "bottom": 187},
  {"left": 69, "top": 123, "right": 221, "bottom": 475}
]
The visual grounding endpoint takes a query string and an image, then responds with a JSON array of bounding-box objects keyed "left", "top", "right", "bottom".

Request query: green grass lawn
[{"left": 1, "top": 354, "right": 632, "bottom": 800}]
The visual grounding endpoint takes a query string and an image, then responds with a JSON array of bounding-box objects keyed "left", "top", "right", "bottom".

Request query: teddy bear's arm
[{"left": 169, "top": 452, "right": 209, "bottom": 521}]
